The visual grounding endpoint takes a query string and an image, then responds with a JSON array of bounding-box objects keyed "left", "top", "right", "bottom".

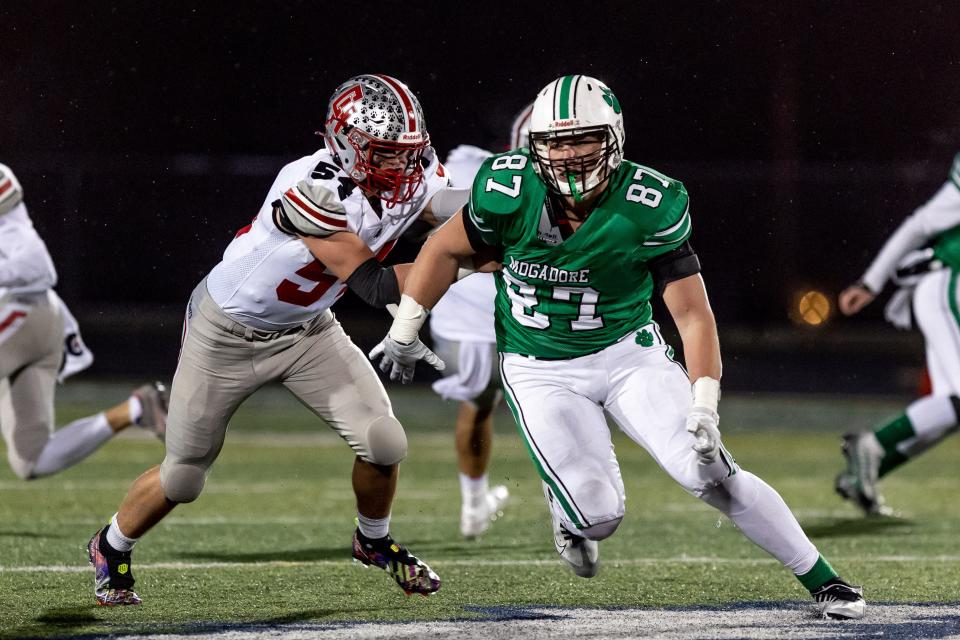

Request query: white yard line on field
[{"left": 5, "top": 554, "right": 960, "bottom": 574}]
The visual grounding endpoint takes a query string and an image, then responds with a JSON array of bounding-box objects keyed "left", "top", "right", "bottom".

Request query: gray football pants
[
  {"left": 159, "top": 281, "right": 407, "bottom": 503},
  {"left": 0, "top": 292, "right": 63, "bottom": 478}
]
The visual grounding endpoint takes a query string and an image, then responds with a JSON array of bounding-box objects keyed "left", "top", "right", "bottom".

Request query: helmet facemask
[
  {"left": 529, "top": 126, "right": 621, "bottom": 202},
  {"left": 331, "top": 125, "right": 429, "bottom": 208}
]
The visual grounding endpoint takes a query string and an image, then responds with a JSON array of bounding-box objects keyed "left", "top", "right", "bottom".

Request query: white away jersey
[
  {"left": 206, "top": 148, "right": 447, "bottom": 330},
  {"left": 0, "top": 163, "right": 58, "bottom": 295},
  {"left": 430, "top": 145, "right": 497, "bottom": 343}
]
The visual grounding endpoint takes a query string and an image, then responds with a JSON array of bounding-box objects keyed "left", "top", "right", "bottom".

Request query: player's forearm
[
  {"left": 676, "top": 314, "right": 722, "bottom": 382},
  {"left": 402, "top": 237, "right": 460, "bottom": 310}
]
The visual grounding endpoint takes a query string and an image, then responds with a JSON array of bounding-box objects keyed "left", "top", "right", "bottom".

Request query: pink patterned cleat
[
  {"left": 87, "top": 526, "right": 142, "bottom": 606},
  {"left": 351, "top": 529, "right": 441, "bottom": 596}
]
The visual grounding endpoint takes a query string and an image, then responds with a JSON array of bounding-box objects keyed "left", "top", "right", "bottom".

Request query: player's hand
[
  {"left": 685, "top": 407, "right": 721, "bottom": 465},
  {"left": 838, "top": 283, "right": 875, "bottom": 316},
  {"left": 368, "top": 335, "right": 445, "bottom": 384}
]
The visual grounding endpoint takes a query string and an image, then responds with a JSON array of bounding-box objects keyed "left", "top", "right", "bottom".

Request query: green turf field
[{"left": 1, "top": 383, "right": 958, "bottom": 638}]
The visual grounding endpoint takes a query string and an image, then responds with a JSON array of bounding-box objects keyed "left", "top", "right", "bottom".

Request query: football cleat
[
  {"left": 461, "top": 484, "right": 510, "bottom": 539},
  {"left": 133, "top": 381, "right": 169, "bottom": 441},
  {"left": 87, "top": 526, "right": 141, "bottom": 606},
  {"left": 351, "top": 529, "right": 441, "bottom": 596},
  {"left": 835, "top": 432, "right": 892, "bottom": 516},
  {"left": 810, "top": 577, "right": 866, "bottom": 619},
  {"left": 543, "top": 482, "right": 599, "bottom": 578}
]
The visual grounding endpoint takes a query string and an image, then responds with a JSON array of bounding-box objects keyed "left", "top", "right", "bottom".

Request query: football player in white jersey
[
  {"left": 429, "top": 104, "right": 532, "bottom": 538},
  {"left": 0, "top": 163, "right": 168, "bottom": 481},
  {"left": 85, "top": 74, "right": 454, "bottom": 605},
  {"left": 836, "top": 153, "right": 960, "bottom": 515}
]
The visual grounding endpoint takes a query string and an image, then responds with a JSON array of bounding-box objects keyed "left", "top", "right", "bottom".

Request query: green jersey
[
  {"left": 465, "top": 149, "right": 692, "bottom": 359},
  {"left": 932, "top": 152, "right": 960, "bottom": 269}
]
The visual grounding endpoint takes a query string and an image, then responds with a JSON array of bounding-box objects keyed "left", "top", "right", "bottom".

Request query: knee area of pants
[
  {"left": 576, "top": 478, "right": 622, "bottom": 518},
  {"left": 160, "top": 461, "right": 206, "bottom": 503},
  {"left": 470, "top": 387, "right": 502, "bottom": 415},
  {"left": 699, "top": 472, "right": 759, "bottom": 514},
  {"left": 580, "top": 517, "right": 622, "bottom": 541},
  {"left": 363, "top": 415, "right": 407, "bottom": 466}
]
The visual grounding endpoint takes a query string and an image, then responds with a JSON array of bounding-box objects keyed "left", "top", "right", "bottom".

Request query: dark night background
[{"left": 1, "top": 1, "right": 958, "bottom": 391}]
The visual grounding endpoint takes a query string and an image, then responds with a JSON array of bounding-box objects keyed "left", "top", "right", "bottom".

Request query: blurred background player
[
  {"left": 0, "top": 163, "right": 167, "bottom": 481},
  {"left": 84, "top": 75, "right": 449, "bottom": 606},
  {"left": 837, "top": 152, "right": 960, "bottom": 516},
  {"left": 428, "top": 104, "right": 532, "bottom": 538}
]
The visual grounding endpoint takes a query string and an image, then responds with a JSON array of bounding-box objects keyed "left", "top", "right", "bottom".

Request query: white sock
[
  {"left": 128, "top": 395, "right": 143, "bottom": 425},
  {"left": 32, "top": 413, "right": 113, "bottom": 477},
  {"left": 106, "top": 513, "right": 138, "bottom": 552},
  {"left": 357, "top": 513, "right": 390, "bottom": 540},
  {"left": 899, "top": 395, "right": 960, "bottom": 457},
  {"left": 701, "top": 471, "right": 819, "bottom": 573},
  {"left": 460, "top": 472, "right": 489, "bottom": 508}
]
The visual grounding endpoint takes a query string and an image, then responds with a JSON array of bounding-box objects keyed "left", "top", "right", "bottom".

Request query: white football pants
[{"left": 499, "top": 323, "right": 819, "bottom": 573}]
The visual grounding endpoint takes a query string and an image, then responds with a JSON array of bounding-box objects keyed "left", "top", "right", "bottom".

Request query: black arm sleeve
[
  {"left": 344, "top": 257, "right": 401, "bottom": 308},
  {"left": 648, "top": 241, "right": 702, "bottom": 295},
  {"left": 461, "top": 208, "right": 491, "bottom": 253}
]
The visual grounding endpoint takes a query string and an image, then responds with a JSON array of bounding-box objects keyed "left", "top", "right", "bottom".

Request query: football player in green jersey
[
  {"left": 370, "top": 75, "right": 865, "bottom": 619},
  {"left": 837, "top": 153, "right": 960, "bottom": 516}
]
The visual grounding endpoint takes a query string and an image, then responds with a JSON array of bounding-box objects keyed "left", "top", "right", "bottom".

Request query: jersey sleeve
[
  {"left": 418, "top": 146, "right": 451, "bottom": 206},
  {"left": 462, "top": 153, "right": 528, "bottom": 249},
  {"left": 277, "top": 180, "right": 349, "bottom": 237},
  {"left": 0, "top": 164, "right": 25, "bottom": 216},
  {"left": 860, "top": 160, "right": 960, "bottom": 292},
  {"left": 640, "top": 180, "right": 691, "bottom": 256}
]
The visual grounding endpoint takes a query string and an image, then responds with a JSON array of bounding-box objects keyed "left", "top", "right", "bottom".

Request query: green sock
[
  {"left": 874, "top": 414, "right": 915, "bottom": 477},
  {"left": 796, "top": 555, "right": 838, "bottom": 591}
]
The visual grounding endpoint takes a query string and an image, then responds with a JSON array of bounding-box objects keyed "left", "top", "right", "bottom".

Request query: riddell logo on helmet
[
  {"left": 552, "top": 119, "right": 580, "bottom": 127},
  {"left": 401, "top": 133, "right": 422, "bottom": 141}
]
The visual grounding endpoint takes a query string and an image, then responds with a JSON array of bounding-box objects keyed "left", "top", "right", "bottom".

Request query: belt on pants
[{"left": 220, "top": 320, "right": 306, "bottom": 342}]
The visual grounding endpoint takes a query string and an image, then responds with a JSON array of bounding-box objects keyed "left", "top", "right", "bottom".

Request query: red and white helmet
[{"left": 323, "top": 74, "right": 430, "bottom": 207}]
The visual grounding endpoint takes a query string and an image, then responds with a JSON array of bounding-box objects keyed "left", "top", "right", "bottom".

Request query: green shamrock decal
[
  {"left": 636, "top": 329, "right": 654, "bottom": 347},
  {"left": 601, "top": 87, "right": 621, "bottom": 114}
]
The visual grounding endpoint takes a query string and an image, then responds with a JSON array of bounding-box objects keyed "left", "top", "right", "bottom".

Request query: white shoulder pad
[
  {"left": 0, "top": 163, "right": 25, "bottom": 216},
  {"left": 443, "top": 145, "right": 492, "bottom": 189},
  {"left": 279, "top": 180, "right": 349, "bottom": 237}
]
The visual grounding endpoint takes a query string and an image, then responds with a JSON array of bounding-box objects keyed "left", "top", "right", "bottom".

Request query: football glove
[
  {"left": 685, "top": 407, "right": 721, "bottom": 465},
  {"left": 369, "top": 335, "right": 445, "bottom": 384},
  {"left": 686, "top": 377, "right": 722, "bottom": 465}
]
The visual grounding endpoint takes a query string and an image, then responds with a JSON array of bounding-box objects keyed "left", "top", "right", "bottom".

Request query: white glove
[
  {"left": 686, "top": 377, "right": 722, "bottom": 465},
  {"left": 685, "top": 407, "right": 721, "bottom": 464},
  {"left": 368, "top": 335, "right": 445, "bottom": 384}
]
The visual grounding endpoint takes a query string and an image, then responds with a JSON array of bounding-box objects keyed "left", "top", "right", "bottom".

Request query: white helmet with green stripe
[{"left": 529, "top": 75, "right": 625, "bottom": 200}]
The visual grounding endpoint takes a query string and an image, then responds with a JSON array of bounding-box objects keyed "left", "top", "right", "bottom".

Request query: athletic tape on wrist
[
  {"left": 388, "top": 294, "right": 428, "bottom": 344},
  {"left": 692, "top": 377, "right": 721, "bottom": 413}
]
